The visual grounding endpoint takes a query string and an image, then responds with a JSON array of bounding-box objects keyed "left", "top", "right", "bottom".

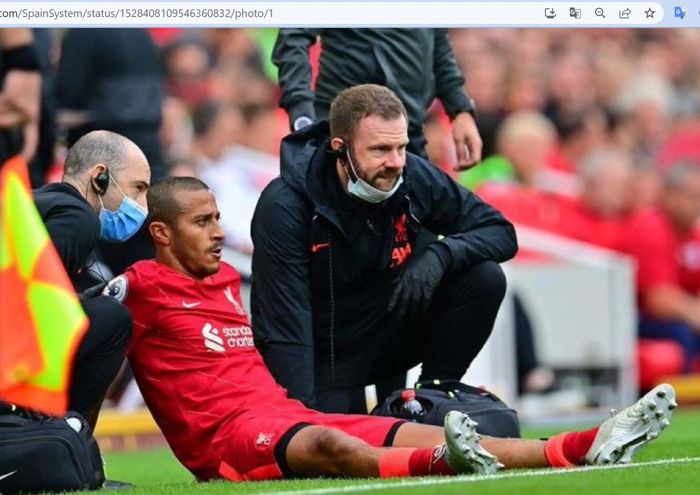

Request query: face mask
[
  {"left": 344, "top": 148, "right": 403, "bottom": 203},
  {"left": 98, "top": 176, "right": 148, "bottom": 243}
]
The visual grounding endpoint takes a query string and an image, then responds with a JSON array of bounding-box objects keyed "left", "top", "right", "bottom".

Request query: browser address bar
[{"left": 0, "top": 2, "right": 665, "bottom": 26}]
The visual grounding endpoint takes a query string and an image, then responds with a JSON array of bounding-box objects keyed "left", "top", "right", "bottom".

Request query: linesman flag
[{"left": 0, "top": 156, "right": 88, "bottom": 414}]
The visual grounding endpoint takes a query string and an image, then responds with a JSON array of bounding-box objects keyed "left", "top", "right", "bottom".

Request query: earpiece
[
  {"left": 330, "top": 141, "right": 358, "bottom": 181},
  {"left": 93, "top": 169, "right": 110, "bottom": 196},
  {"left": 330, "top": 141, "right": 348, "bottom": 160}
]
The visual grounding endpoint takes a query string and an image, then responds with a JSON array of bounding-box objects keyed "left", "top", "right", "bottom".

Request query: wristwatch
[{"left": 293, "top": 116, "right": 314, "bottom": 131}]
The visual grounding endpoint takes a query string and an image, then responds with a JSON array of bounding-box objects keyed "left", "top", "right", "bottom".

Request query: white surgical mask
[{"left": 344, "top": 149, "right": 403, "bottom": 203}]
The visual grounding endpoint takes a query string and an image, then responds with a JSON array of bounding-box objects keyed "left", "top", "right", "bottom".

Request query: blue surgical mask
[
  {"left": 345, "top": 149, "right": 403, "bottom": 203},
  {"left": 98, "top": 176, "right": 148, "bottom": 242}
]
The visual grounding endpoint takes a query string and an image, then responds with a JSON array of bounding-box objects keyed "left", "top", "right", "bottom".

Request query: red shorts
[{"left": 216, "top": 401, "right": 404, "bottom": 481}]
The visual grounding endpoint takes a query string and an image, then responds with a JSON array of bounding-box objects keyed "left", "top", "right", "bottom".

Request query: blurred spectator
[
  {"left": 545, "top": 52, "right": 597, "bottom": 135},
  {"left": 191, "top": 101, "right": 243, "bottom": 164},
  {"left": 0, "top": 28, "right": 41, "bottom": 164},
  {"left": 204, "top": 28, "right": 266, "bottom": 78},
  {"left": 564, "top": 147, "right": 636, "bottom": 249},
  {"left": 159, "top": 95, "right": 193, "bottom": 169},
  {"left": 460, "top": 111, "right": 576, "bottom": 196},
  {"left": 658, "top": 124, "right": 700, "bottom": 171},
  {"left": 238, "top": 102, "right": 286, "bottom": 156},
  {"left": 620, "top": 162, "right": 700, "bottom": 372},
  {"left": 547, "top": 109, "right": 609, "bottom": 173},
  {"left": 193, "top": 101, "right": 277, "bottom": 256},
  {"left": 504, "top": 67, "right": 548, "bottom": 114},
  {"left": 273, "top": 29, "right": 481, "bottom": 170},
  {"left": 612, "top": 72, "right": 676, "bottom": 163},
  {"left": 161, "top": 38, "right": 213, "bottom": 107}
]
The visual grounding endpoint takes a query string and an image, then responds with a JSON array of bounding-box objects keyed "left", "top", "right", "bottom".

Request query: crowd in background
[{"left": 27, "top": 27, "right": 700, "bottom": 392}]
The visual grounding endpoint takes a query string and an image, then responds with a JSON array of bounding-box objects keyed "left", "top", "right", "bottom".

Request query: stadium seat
[{"left": 637, "top": 339, "right": 684, "bottom": 391}]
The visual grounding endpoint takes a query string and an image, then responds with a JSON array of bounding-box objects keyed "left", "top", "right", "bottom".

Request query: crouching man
[{"left": 104, "top": 176, "right": 676, "bottom": 481}]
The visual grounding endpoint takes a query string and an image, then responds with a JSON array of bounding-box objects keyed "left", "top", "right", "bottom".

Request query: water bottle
[{"left": 398, "top": 389, "right": 426, "bottom": 422}]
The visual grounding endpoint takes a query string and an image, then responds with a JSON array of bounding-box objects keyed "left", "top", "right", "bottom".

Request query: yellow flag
[{"left": 0, "top": 156, "right": 88, "bottom": 414}]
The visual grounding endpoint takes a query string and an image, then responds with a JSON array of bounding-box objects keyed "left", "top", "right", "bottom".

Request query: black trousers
[
  {"left": 314, "top": 261, "right": 507, "bottom": 413},
  {"left": 69, "top": 296, "right": 132, "bottom": 420}
]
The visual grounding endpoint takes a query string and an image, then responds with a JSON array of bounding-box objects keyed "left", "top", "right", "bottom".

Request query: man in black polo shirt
[{"left": 33, "top": 130, "right": 151, "bottom": 429}]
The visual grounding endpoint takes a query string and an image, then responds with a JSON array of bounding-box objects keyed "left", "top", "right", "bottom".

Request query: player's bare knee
[{"left": 312, "top": 429, "right": 358, "bottom": 469}]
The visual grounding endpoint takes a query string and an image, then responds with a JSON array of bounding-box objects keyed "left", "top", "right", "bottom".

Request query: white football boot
[
  {"left": 443, "top": 411, "right": 503, "bottom": 475},
  {"left": 585, "top": 383, "right": 676, "bottom": 465}
]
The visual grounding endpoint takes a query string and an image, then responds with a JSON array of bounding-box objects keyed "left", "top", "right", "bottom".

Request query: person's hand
[
  {"left": 452, "top": 111, "right": 482, "bottom": 171},
  {"left": 388, "top": 249, "right": 447, "bottom": 321},
  {"left": 79, "top": 282, "right": 107, "bottom": 302}
]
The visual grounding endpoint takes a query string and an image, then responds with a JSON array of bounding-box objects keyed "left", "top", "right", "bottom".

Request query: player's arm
[
  {"left": 272, "top": 28, "right": 320, "bottom": 131},
  {"left": 250, "top": 181, "right": 317, "bottom": 406},
  {"left": 103, "top": 269, "right": 153, "bottom": 348}
]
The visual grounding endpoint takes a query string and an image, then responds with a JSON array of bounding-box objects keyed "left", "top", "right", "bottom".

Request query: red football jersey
[{"left": 111, "top": 260, "right": 291, "bottom": 477}]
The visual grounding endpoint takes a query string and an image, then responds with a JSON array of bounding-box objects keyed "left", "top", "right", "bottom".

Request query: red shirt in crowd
[
  {"left": 561, "top": 200, "right": 628, "bottom": 251},
  {"left": 619, "top": 209, "right": 700, "bottom": 301}
]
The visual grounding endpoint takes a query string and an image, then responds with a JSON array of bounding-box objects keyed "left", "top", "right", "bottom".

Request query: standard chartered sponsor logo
[
  {"left": 222, "top": 325, "right": 254, "bottom": 348},
  {"left": 202, "top": 323, "right": 225, "bottom": 352},
  {"left": 201, "top": 323, "right": 254, "bottom": 351}
]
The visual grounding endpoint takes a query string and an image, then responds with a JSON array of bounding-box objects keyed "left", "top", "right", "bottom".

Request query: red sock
[
  {"left": 409, "top": 445, "right": 455, "bottom": 476},
  {"left": 379, "top": 446, "right": 455, "bottom": 478},
  {"left": 545, "top": 427, "right": 599, "bottom": 468}
]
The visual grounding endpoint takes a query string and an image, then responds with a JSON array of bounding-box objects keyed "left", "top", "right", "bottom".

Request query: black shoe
[{"left": 103, "top": 479, "right": 134, "bottom": 490}]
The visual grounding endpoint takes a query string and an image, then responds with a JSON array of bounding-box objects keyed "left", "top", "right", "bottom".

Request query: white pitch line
[{"left": 262, "top": 457, "right": 700, "bottom": 495}]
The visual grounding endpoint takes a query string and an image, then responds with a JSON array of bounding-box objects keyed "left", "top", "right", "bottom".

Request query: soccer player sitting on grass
[{"left": 104, "top": 176, "right": 677, "bottom": 482}]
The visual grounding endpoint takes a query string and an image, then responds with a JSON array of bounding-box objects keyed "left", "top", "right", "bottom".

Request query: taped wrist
[{"left": 1, "top": 44, "right": 41, "bottom": 72}]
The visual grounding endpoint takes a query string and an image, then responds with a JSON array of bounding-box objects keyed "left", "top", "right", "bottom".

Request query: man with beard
[{"left": 251, "top": 84, "right": 517, "bottom": 413}]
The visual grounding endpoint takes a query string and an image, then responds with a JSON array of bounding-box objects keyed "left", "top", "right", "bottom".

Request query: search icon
[{"left": 595, "top": 7, "right": 606, "bottom": 18}]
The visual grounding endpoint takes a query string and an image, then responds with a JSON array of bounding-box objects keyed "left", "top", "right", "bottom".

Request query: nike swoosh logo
[
  {"left": 0, "top": 471, "right": 17, "bottom": 481},
  {"left": 182, "top": 301, "right": 201, "bottom": 308},
  {"left": 311, "top": 242, "right": 330, "bottom": 253}
]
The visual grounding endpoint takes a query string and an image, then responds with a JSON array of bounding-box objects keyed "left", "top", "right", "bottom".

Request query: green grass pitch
[{"left": 99, "top": 409, "right": 700, "bottom": 495}]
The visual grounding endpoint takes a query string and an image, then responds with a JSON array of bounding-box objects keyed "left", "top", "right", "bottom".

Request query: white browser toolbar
[{"left": 0, "top": 2, "right": 666, "bottom": 27}]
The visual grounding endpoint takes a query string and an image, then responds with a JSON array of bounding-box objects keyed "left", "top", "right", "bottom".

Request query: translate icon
[
  {"left": 545, "top": 8, "right": 557, "bottom": 19},
  {"left": 674, "top": 6, "right": 687, "bottom": 19},
  {"left": 619, "top": 8, "right": 631, "bottom": 19},
  {"left": 569, "top": 7, "right": 581, "bottom": 19}
]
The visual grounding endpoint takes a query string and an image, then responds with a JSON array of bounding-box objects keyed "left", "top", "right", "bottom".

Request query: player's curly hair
[{"left": 147, "top": 176, "right": 209, "bottom": 226}]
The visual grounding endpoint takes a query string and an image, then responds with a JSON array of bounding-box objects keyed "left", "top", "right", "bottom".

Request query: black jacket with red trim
[{"left": 250, "top": 121, "right": 517, "bottom": 407}]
